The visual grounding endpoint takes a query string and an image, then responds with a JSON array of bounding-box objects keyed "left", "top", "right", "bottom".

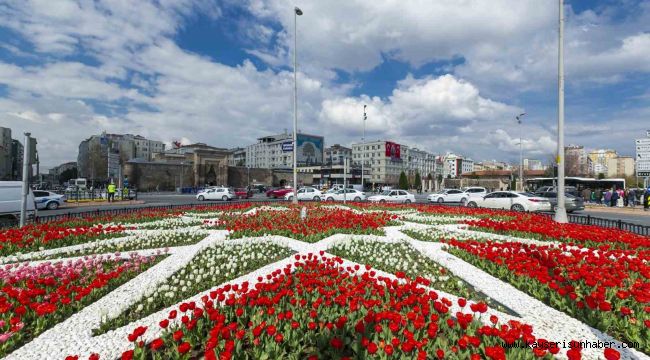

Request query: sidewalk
[
  {"left": 62, "top": 200, "right": 145, "bottom": 208},
  {"left": 584, "top": 204, "right": 650, "bottom": 215}
]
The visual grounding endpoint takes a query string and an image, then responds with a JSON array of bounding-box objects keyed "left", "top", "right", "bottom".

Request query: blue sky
[{"left": 0, "top": 0, "right": 649, "bottom": 168}]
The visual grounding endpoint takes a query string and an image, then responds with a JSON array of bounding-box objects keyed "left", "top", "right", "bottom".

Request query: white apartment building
[
  {"left": 324, "top": 144, "right": 351, "bottom": 165},
  {"left": 246, "top": 133, "right": 324, "bottom": 169},
  {"left": 523, "top": 159, "right": 544, "bottom": 171},
  {"left": 442, "top": 153, "right": 474, "bottom": 178},
  {"left": 351, "top": 141, "right": 436, "bottom": 186}
]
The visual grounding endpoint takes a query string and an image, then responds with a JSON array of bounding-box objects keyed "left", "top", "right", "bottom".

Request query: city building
[
  {"left": 245, "top": 132, "right": 324, "bottom": 169},
  {"left": 351, "top": 140, "right": 407, "bottom": 186},
  {"left": 474, "top": 160, "right": 512, "bottom": 172},
  {"left": 405, "top": 147, "right": 436, "bottom": 182},
  {"left": 77, "top": 132, "right": 165, "bottom": 182},
  {"left": 588, "top": 149, "right": 618, "bottom": 176},
  {"left": 324, "top": 144, "right": 351, "bottom": 165},
  {"left": 442, "top": 153, "right": 474, "bottom": 178},
  {"left": 606, "top": 156, "right": 635, "bottom": 178},
  {"left": 48, "top": 161, "right": 77, "bottom": 177},
  {"left": 0, "top": 127, "right": 11, "bottom": 180},
  {"left": 226, "top": 148, "right": 246, "bottom": 167},
  {"left": 523, "top": 159, "right": 544, "bottom": 171},
  {"left": 565, "top": 145, "right": 589, "bottom": 176},
  {"left": 11, "top": 140, "right": 23, "bottom": 180},
  {"left": 129, "top": 143, "right": 230, "bottom": 190}
]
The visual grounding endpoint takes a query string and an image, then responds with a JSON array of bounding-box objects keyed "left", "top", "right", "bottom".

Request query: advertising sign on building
[
  {"left": 282, "top": 141, "right": 293, "bottom": 152},
  {"left": 636, "top": 137, "right": 650, "bottom": 177},
  {"left": 296, "top": 134, "right": 323, "bottom": 166},
  {"left": 385, "top": 141, "right": 401, "bottom": 160}
]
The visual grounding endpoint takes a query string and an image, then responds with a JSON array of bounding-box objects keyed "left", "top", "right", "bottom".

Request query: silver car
[{"left": 535, "top": 191, "right": 584, "bottom": 213}]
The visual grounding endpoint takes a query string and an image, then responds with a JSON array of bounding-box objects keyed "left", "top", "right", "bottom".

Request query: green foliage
[
  {"left": 414, "top": 172, "right": 422, "bottom": 189},
  {"left": 398, "top": 171, "right": 409, "bottom": 190}
]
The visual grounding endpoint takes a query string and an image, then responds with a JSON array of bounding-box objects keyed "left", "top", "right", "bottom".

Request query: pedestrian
[
  {"left": 604, "top": 189, "right": 612, "bottom": 206},
  {"left": 594, "top": 188, "right": 602, "bottom": 204},
  {"left": 582, "top": 188, "right": 591, "bottom": 203},
  {"left": 628, "top": 188, "right": 636, "bottom": 208},
  {"left": 610, "top": 188, "right": 619, "bottom": 207},
  {"left": 107, "top": 182, "right": 116, "bottom": 203},
  {"left": 645, "top": 188, "right": 650, "bottom": 211},
  {"left": 617, "top": 188, "right": 625, "bottom": 207}
]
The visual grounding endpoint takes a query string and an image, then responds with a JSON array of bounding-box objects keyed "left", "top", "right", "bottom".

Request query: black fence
[
  {"left": 63, "top": 188, "right": 138, "bottom": 202},
  {"left": 565, "top": 213, "right": 650, "bottom": 236}
]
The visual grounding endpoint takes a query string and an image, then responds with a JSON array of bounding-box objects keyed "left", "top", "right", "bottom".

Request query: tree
[
  {"left": 59, "top": 168, "right": 78, "bottom": 184},
  {"left": 597, "top": 173, "right": 605, "bottom": 180},
  {"left": 414, "top": 172, "right": 422, "bottom": 190},
  {"left": 398, "top": 171, "right": 409, "bottom": 190}
]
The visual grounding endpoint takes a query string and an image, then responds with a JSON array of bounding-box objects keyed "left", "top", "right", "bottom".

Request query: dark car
[{"left": 535, "top": 191, "right": 584, "bottom": 213}]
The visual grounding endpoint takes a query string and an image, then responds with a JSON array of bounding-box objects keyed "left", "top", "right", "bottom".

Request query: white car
[
  {"left": 463, "top": 187, "right": 487, "bottom": 199},
  {"left": 284, "top": 187, "right": 323, "bottom": 201},
  {"left": 33, "top": 190, "right": 65, "bottom": 210},
  {"left": 467, "top": 191, "right": 551, "bottom": 212},
  {"left": 428, "top": 189, "right": 466, "bottom": 204},
  {"left": 196, "top": 187, "right": 235, "bottom": 201},
  {"left": 321, "top": 189, "right": 366, "bottom": 202},
  {"left": 368, "top": 190, "right": 415, "bottom": 204}
]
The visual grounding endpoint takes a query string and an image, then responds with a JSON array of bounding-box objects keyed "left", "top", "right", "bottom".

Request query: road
[{"left": 38, "top": 192, "right": 650, "bottom": 226}]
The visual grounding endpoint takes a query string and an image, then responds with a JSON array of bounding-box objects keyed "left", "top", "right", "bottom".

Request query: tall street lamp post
[
  {"left": 361, "top": 105, "right": 366, "bottom": 190},
  {"left": 555, "top": 0, "right": 568, "bottom": 223},
  {"left": 292, "top": 6, "right": 303, "bottom": 205},
  {"left": 516, "top": 113, "right": 526, "bottom": 191}
]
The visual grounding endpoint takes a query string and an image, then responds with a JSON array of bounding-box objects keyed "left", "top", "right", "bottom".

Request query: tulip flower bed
[
  {"left": 96, "top": 241, "right": 294, "bottom": 335},
  {"left": 328, "top": 238, "right": 512, "bottom": 314},
  {"left": 135, "top": 217, "right": 204, "bottom": 230},
  {"left": 0, "top": 254, "right": 159, "bottom": 356},
  {"left": 117, "top": 255, "right": 556, "bottom": 360},
  {"left": 0, "top": 222, "right": 127, "bottom": 256},
  {"left": 31, "top": 230, "right": 208, "bottom": 261},
  {"left": 443, "top": 239, "right": 650, "bottom": 354},
  {"left": 211, "top": 207, "right": 398, "bottom": 242},
  {"left": 465, "top": 215, "right": 650, "bottom": 250}
]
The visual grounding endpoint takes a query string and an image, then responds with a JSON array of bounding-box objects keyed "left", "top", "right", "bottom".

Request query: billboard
[
  {"left": 385, "top": 141, "right": 401, "bottom": 160},
  {"left": 296, "top": 134, "right": 324, "bottom": 166}
]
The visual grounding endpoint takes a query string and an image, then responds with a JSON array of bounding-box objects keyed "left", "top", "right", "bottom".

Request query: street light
[
  {"left": 361, "top": 105, "right": 367, "bottom": 190},
  {"left": 292, "top": 6, "right": 302, "bottom": 204},
  {"left": 555, "top": 0, "right": 568, "bottom": 223},
  {"left": 516, "top": 113, "right": 526, "bottom": 191}
]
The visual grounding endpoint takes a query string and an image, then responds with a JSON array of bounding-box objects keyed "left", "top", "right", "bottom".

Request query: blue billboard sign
[{"left": 282, "top": 142, "right": 293, "bottom": 152}]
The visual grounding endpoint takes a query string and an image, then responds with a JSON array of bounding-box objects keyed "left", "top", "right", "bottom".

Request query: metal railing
[
  {"left": 565, "top": 213, "right": 650, "bottom": 236},
  {"left": 63, "top": 188, "right": 138, "bottom": 202}
]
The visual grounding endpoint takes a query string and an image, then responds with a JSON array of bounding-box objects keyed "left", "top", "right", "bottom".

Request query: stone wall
[
  {"left": 226, "top": 167, "right": 314, "bottom": 188},
  {"left": 123, "top": 162, "right": 193, "bottom": 192}
]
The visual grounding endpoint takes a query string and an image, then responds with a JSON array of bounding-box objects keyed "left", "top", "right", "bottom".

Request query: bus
[
  {"left": 70, "top": 178, "right": 88, "bottom": 190},
  {"left": 525, "top": 177, "right": 625, "bottom": 192}
]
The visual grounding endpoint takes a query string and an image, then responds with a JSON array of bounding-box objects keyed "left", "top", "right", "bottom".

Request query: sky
[{"left": 0, "top": 0, "right": 649, "bottom": 169}]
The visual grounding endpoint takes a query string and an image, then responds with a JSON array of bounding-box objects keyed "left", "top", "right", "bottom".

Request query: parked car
[
  {"left": 0, "top": 181, "right": 36, "bottom": 226},
  {"left": 535, "top": 186, "right": 579, "bottom": 197},
  {"left": 320, "top": 189, "right": 366, "bottom": 202},
  {"left": 462, "top": 187, "right": 488, "bottom": 200},
  {"left": 427, "top": 189, "right": 466, "bottom": 204},
  {"left": 368, "top": 190, "right": 415, "bottom": 203},
  {"left": 268, "top": 187, "right": 294, "bottom": 199},
  {"left": 33, "top": 190, "right": 65, "bottom": 210},
  {"left": 534, "top": 191, "right": 584, "bottom": 213},
  {"left": 234, "top": 188, "right": 253, "bottom": 199},
  {"left": 284, "top": 187, "right": 323, "bottom": 201},
  {"left": 467, "top": 191, "right": 551, "bottom": 212},
  {"left": 265, "top": 187, "right": 277, "bottom": 197},
  {"left": 196, "top": 187, "right": 235, "bottom": 201}
]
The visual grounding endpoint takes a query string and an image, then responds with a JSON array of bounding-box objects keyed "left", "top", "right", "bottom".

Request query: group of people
[{"left": 581, "top": 187, "right": 650, "bottom": 210}]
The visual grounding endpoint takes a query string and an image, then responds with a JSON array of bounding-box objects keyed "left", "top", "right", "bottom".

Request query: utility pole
[
  {"left": 292, "top": 6, "right": 303, "bottom": 204},
  {"left": 343, "top": 157, "right": 348, "bottom": 204},
  {"left": 555, "top": 0, "right": 568, "bottom": 223},
  {"left": 361, "top": 105, "right": 367, "bottom": 190},
  {"left": 516, "top": 113, "right": 526, "bottom": 191},
  {"left": 20, "top": 133, "right": 31, "bottom": 227}
]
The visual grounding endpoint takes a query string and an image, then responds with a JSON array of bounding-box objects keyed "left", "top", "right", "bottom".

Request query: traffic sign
[{"left": 282, "top": 142, "right": 293, "bottom": 152}]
